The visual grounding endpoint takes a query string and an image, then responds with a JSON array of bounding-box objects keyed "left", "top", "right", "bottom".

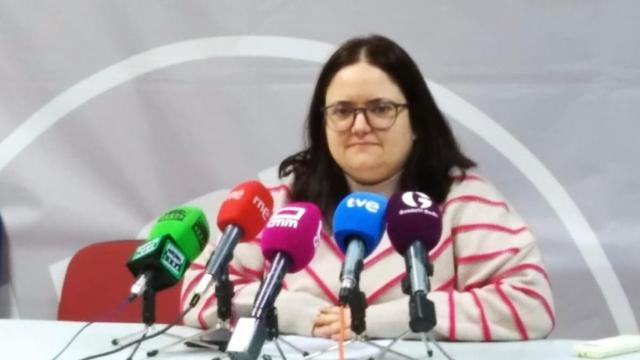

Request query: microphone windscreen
[
  {"left": 385, "top": 191, "right": 442, "bottom": 254},
  {"left": 260, "top": 202, "right": 321, "bottom": 273},
  {"left": 149, "top": 206, "right": 210, "bottom": 261},
  {"left": 333, "top": 192, "right": 387, "bottom": 257},
  {"left": 216, "top": 180, "right": 274, "bottom": 240}
]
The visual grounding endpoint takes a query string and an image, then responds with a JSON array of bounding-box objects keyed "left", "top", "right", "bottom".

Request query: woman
[{"left": 182, "top": 34, "right": 555, "bottom": 341}]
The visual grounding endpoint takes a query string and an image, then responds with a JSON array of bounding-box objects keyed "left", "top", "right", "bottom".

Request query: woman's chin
[{"left": 344, "top": 164, "right": 388, "bottom": 184}]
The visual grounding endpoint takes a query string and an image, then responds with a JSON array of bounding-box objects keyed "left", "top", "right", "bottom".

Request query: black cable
[
  {"left": 78, "top": 304, "right": 194, "bottom": 360},
  {"left": 51, "top": 321, "right": 93, "bottom": 360},
  {"left": 126, "top": 332, "right": 147, "bottom": 360},
  {"left": 50, "top": 297, "right": 132, "bottom": 360}
]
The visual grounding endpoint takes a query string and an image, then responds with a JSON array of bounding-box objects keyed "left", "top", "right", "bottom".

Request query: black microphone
[{"left": 386, "top": 191, "right": 442, "bottom": 333}]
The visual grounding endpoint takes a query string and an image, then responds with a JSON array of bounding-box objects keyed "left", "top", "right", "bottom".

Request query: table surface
[{"left": 0, "top": 319, "right": 638, "bottom": 360}]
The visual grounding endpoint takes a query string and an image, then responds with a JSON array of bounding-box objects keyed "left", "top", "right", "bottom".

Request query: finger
[
  {"left": 324, "top": 305, "right": 349, "bottom": 317},
  {"left": 320, "top": 306, "right": 339, "bottom": 314},
  {"left": 314, "top": 312, "right": 341, "bottom": 326},
  {"left": 312, "top": 325, "right": 334, "bottom": 338},
  {"left": 313, "top": 314, "right": 330, "bottom": 327},
  {"left": 327, "top": 306, "right": 350, "bottom": 326},
  {"left": 321, "top": 320, "right": 349, "bottom": 338}
]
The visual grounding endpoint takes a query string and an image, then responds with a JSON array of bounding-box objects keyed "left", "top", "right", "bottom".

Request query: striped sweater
[{"left": 180, "top": 173, "right": 555, "bottom": 341}]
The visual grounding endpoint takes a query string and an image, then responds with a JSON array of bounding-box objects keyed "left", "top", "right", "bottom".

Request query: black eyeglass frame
[{"left": 321, "top": 99, "right": 408, "bottom": 131}]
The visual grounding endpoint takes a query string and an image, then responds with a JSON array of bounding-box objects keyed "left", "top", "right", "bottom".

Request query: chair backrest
[{"left": 58, "top": 240, "right": 182, "bottom": 323}]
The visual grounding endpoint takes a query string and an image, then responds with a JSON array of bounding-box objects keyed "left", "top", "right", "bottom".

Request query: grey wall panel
[{"left": 0, "top": 1, "right": 637, "bottom": 339}]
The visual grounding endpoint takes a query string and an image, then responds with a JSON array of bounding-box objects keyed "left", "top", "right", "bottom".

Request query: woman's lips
[{"left": 347, "top": 142, "right": 379, "bottom": 148}]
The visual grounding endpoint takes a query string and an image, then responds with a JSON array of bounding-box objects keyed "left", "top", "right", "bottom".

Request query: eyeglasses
[{"left": 321, "top": 99, "right": 408, "bottom": 131}]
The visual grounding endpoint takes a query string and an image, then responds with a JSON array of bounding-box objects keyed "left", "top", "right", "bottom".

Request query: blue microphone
[{"left": 333, "top": 192, "right": 388, "bottom": 305}]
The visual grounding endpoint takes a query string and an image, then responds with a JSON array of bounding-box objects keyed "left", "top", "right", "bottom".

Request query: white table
[{"left": 0, "top": 319, "right": 635, "bottom": 359}]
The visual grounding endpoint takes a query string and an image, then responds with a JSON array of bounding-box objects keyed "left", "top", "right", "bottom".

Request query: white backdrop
[{"left": 0, "top": 1, "right": 638, "bottom": 340}]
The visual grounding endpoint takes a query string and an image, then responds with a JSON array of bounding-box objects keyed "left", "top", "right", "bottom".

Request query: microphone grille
[
  {"left": 217, "top": 180, "right": 274, "bottom": 240},
  {"left": 385, "top": 191, "right": 442, "bottom": 254},
  {"left": 260, "top": 202, "right": 322, "bottom": 273}
]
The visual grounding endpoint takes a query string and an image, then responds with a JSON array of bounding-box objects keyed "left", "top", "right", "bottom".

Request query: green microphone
[{"left": 127, "top": 206, "right": 209, "bottom": 299}]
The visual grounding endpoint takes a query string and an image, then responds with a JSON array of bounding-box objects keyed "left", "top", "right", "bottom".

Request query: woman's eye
[
  {"left": 332, "top": 106, "right": 353, "bottom": 118},
  {"left": 369, "top": 103, "right": 394, "bottom": 115}
]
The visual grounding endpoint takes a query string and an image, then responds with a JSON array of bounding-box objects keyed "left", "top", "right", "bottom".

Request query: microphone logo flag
[
  {"left": 161, "top": 242, "right": 187, "bottom": 277},
  {"left": 131, "top": 237, "right": 161, "bottom": 260},
  {"left": 401, "top": 192, "right": 432, "bottom": 209},
  {"left": 157, "top": 208, "right": 187, "bottom": 222},
  {"left": 253, "top": 195, "right": 271, "bottom": 221},
  {"left": 228, "top": 189, "right": 245, "bottom": 200},
  {"left": 266, "top": 206, "right": 306, "bottom": 229},
  {"left": 191, "top": 221, "right": 209, "bottom": 246},
  {"left": 399, "top": 192, "right": 439, "bottom": 217}
]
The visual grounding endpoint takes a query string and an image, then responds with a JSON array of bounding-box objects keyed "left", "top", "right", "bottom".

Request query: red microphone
[
  {"left": 191, "top": 180, "right": 274, "bottom": 304},
  {"left": 216, "top": 181, "right": 273, "bottom": 241}
]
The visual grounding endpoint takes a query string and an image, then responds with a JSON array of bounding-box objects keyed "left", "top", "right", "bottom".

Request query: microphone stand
[
  {"left": 227, "top": 253, "right": 307, "bottom": 360},
  {"left": 376, "top": 263, "right": 453, "bottom": 360},
  {"left": 255, "top": 305, "right": 309, "bottom": 360},
  {"left": 146, "top": 267, "right": 236, "bottom": 357},
  {"left": 110, "top": 287, "right": 162, "bottom": 358},
  {"left": 302, "top": 283, "right": 416, "bottom": 360}
]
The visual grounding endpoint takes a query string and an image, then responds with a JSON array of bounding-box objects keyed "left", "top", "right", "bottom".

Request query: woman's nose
[{"left": 351, "top": 110, "right": 372, "bottom": 134}]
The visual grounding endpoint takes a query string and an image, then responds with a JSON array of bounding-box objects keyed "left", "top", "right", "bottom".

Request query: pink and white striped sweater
[{"left": 180, "top": 173, "right": 555, "bottom": 341}]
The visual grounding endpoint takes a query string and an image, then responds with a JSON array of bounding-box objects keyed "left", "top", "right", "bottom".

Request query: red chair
[{"left": 58, "top": 240, "right": 182, "bottom": 323}]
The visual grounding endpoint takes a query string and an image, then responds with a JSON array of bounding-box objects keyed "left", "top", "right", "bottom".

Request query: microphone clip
[
  {"left": 408, "top": 290, "right": 437, "bottom": 333},
  {"left": 215, "top": 267, "right": 235, "bottom": 323},
  {"left": 338, "top": 260, "right": 361, "bottom": 306},
  {"left": 400, "top": 262, "right": 433, "bottom": 295},
  {"left": 342, "top": 283, "right": 368, "bottom": 336}
]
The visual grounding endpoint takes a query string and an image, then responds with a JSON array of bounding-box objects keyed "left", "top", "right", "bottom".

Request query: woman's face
[{"left": 324, "top": 61, "right": 414, "bottom": 185}]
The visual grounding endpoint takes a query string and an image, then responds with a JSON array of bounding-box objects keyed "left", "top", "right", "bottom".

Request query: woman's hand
[{"left": 312, "top": 305, "right": 353, "bottom": 340}]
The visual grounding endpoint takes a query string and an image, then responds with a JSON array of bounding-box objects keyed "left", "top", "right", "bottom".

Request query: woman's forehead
[{"left": 325, "top": 63, "right": 405, "bottom": 103}]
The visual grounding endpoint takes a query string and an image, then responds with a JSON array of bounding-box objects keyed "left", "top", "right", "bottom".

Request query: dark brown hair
[{"left": 279, "top": 34, "right": 475, "bottom": 220}]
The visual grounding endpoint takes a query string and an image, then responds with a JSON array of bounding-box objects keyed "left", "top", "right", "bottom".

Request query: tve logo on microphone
[
  {"left": 346, "top": 197, "right": 381, "bottom": 213},
  {"left": 267, "top": 207, "right": 306, "bottom": 228}
]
